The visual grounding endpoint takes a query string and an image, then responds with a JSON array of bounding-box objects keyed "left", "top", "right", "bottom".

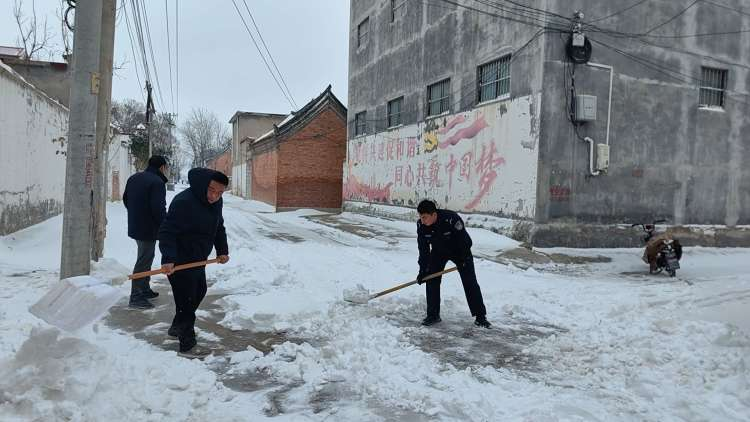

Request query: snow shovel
[
  {"left": 343, "top": 267, "right": 458, "bottom": 304},
  {"left": 29, "top": 258, "right": 220, "bottom": 331}
]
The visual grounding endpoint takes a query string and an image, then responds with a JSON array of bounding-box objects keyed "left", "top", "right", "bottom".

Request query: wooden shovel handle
[
  {"left": 369, "top": 267, "right": 458, "bottom": 300},
  {"left": 128, "top": 258, "right": 220, "bottom": 280}
]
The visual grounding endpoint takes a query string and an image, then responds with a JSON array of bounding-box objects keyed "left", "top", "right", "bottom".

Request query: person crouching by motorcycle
[{"left": 642, "top": 232, "right": 683, "bottom": 273}]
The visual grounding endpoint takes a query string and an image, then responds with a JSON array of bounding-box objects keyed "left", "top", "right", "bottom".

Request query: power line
[
  {"left": 128, "top": 0, "right": 157, "bottom": 109},
  {"left": 122, "top": 2, "right": 146, "bottom": 103},
  {"left": 229, "top": 0, "right": 297, "bottom": 109},
  {"left": 701, "top": 0, "right": 750, "bottom": 18},
  {"left": 601, "top": 31, "right": 750, "bottom": 70},
  {"left": 472, "top": 0, "right": 572, "bottom": 29},
  {"left": 428, "top": 0, "right": 569, "bottom": 31},
  {"left": 644, "top": 0, "right": 700, "bottom": 35},
  {"left": 589, "top": 0, "right": 650, "bottom": 23},
  {"left": 175, "top": 0, "right": 179, "bottom": 122},
  {"left": 587, "top": 36, "right": 750, "bottom": 106},
  {"left": 583, "top": 0, "right": 750, "bottom": 40},
  {"left": 347, "top": 28, "right": 552, "bottom": 128},
  {"left": 241, "top": 0, "right": 297, "bottom": 109},
  {"left": 137, "top": 0, "right": 167, "bottom": 112},
  {"left": 165, "top": 0, "right": 175, "bottom": 113}
]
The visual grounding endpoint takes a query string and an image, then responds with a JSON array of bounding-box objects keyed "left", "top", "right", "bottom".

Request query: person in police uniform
[{"left": 416, "top": 199, "right": 491, "bottom": 328}]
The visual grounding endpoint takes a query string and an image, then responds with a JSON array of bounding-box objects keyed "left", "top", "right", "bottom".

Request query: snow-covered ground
[{"left": 1, "top": 190, "right": 748, "bottom": 421}]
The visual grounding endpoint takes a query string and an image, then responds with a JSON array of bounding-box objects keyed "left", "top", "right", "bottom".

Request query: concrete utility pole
[
  {"left": 92, "top": 0, "right": 117, "bottom": 262},
  {"left": 60, "top": 0, "right": 104, "bottom": 279}
]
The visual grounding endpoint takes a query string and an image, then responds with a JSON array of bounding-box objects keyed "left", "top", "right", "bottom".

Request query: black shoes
[
  {"left": 143, "top": 289, "right": 159, "bottom": 299},
  {"left": 178, "top": 336, "right": 197, "bottom": 353},
  {"left": 128, "top": 298, "right": 155, "bottom": 309},
  {"left": 167, "top": 325, "right": 180, "bottom": 337},
  {"left": 421, "top": 315, "right": 442, "bottom": 326},
  {"left": 474, "top": 315, "right": 492, "bottom": 328}
]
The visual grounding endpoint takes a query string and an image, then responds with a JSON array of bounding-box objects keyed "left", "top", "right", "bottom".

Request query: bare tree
[
  {"left": 180, "top": 108, "right": 229, "bottom": 167},
  {"left": 111, "top": 99, "right": 179, "bottom": 169},
  {"left": 14, "top": 0, "right": 52, "bottom": 60}
]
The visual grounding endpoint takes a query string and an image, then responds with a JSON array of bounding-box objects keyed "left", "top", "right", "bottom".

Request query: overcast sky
[{"left": 0, "top": 0, "right": 350, "bottom": 127}]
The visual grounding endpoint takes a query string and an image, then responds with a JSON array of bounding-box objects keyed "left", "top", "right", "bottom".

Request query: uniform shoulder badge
[{"left": 454, "top": 220, "right": 464, "bottom": 231}]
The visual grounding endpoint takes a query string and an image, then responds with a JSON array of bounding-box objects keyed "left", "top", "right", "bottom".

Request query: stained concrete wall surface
[
  {"left": 347, "top": 0, "right": 750, "bottom": 246},
  {"left": 0, "top": 62, "right": 68, "bottom": 234}
]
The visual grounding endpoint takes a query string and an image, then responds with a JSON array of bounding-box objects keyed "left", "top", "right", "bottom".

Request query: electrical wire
[
  {"left": 229, "top": 0, "right": 297, "bottom": 110},
  {"left": 122, "top": 2, "right": 146, "bottom": 103},
  {"left": 588, "top": 0, "right": 650, "bottom": 23},
  {"left": 165, "top": 0, "right": 175, "bottom": 113},
  {"left": 138, "top": 0, "right": 167, "bottom": 112},
  {"left": 241, "top": 0, "right": 297, "bottom": 109}
]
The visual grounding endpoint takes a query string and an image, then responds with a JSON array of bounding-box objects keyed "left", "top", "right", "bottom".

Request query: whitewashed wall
[
  {"left": 0, "top": 62, "right": 68, "bottom": 234},
  {"left": 343, "top": 95, "right": 540, "bottom": 218},
  {"left": 107, "top": 133, "right": 135, "bottom": 201},
  {"left": 232, "top": 162, "right": 247, "bottom": 197}
]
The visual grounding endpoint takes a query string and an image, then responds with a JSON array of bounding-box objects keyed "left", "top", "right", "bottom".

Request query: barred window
[
  {"left": 427, "top": 79, "right": 451, "bottom": 117},
  {"left": 699, "top": 67, "right": 727, "bottom": 108},
  {"left": 391, "top": 0, "right": 406, "bottom": 22},
  {"left": 387, "top": 97, "right": 403, "bottom": 128},
  {"left": 357, "top": 18, "right": 369, "bottom": 48},
  {"left": 355, "top": 111, "right": 367, "bottom": 136},
  {"left": 478, "top": 55, "right": 511, "bottom": 103}
]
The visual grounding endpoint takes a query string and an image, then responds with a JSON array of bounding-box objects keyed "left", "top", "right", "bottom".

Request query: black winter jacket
[
  {"left": 417, "top": 209, "right": 473, "bottom": 271},
  {"left": 123, "top": 166, "right": 168, "bottom": 241},
  {"left": 158, "top": 168, "right": 229, "bottom": 265}
]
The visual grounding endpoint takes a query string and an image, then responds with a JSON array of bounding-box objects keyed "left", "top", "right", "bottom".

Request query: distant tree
[
  {"left": 13, "top": 0, "right": 53, "bottom": 60},
  {"left": 111, "top": 99, "right": 178, "bottom": 169},
  {"left": 180, "top": 108, "right": 228, "bottom": 167}
]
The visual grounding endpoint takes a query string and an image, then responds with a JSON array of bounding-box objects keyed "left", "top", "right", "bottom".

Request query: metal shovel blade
[
  {"left": 343, "top": 284, "right": 372, "bottom": 304},
  {"left": 29, "top": 275, "right": 125, "bottom": 331}
]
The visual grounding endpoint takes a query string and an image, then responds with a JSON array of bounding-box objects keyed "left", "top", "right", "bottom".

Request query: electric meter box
[
  {"left": 596, "top": 144, "right": 610, "bottom": 171},
  {"left": 574, "top": 95, "right": 597, "bottom": 122}
]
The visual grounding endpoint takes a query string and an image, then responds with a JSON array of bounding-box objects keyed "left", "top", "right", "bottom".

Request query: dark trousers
[
  {"left": 426, "top": 255, "right": 487, "bottom": 318},
  {"left": 130, "top": 240, "right": 156, "bottom": 300},
  {"left": 168, "top": 267, "right": 207, "bottom": 340}
]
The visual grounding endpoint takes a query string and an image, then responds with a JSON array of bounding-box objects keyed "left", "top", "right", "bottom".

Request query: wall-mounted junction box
[
  {"left": 596, "top": 143, "right": 610, "bottom": 171},
  {"left": 575, "top": 94, "right": 597, "bottom": 122}
]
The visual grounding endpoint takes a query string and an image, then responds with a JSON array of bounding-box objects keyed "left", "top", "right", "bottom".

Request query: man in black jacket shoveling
[
  {"left": 416, "top": 199, "right": 491, "bottom": 328},
  {"left": 123, "top": 155, "right": 169, "bottom": 309},
  {"left": 158, "top": 168, "right": 230, "bottom": 355}
]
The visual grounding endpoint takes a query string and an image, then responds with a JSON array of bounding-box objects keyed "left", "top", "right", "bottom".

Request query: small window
[
  {"left": 357, "top": 18, "right": 369, "bottom": 48},
  {"left": 478, "top": 55, "right": 511, "bottom": 103},
  {"left": 699, "top": 67, "right": 727, "bottom": 108},
  {"left": 355, "top": 111, "right": 367, "bottom": 136},
  {"left": 391, "top": 0, "right": 406, "bottom": 22},
  {"left": 427, "top": 79, "right": 451, "bottom": 117},
  {"left": 387, "top": 97, "right": 403, "bottom": 127}
]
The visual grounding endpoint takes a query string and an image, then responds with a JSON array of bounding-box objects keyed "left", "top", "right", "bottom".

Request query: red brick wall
[
  {"left": 206, "top": 150, "right": 232, "bottom": 178},
  {"left": 277, "top": 107, "right": 346, "bottom": 209},
  {"left": 251, "top": 149, "right": 278, "bottom": 206}
]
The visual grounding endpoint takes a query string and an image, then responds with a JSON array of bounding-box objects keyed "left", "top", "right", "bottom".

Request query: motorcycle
[{"left": 632, "top": 220, "right": 682, "bottom": 277}]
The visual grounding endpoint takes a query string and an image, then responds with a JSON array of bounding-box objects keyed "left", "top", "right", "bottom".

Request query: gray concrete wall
[
  {"left": 3, "top": 59, "right": 70, "bottom": 107},
  {"left": 348, "top": 0, "right": 547, "bottom": 137},
  {"left": 347, "top": 0, "right": 750, "bottom": 247},
  {"left": 532, "top": 0, "right": 750, "bottom": 245},
  {"left": 230, "top": 113, "right": 285, "bottom": 197}
]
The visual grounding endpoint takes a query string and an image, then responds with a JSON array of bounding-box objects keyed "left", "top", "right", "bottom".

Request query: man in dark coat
[
  {"left": 158, "top": 168, "right": 230, "bottom": 354},
  {"left": 123, "top": 155, "right": 169, "bottom": 309},
  {"left": 416, "top": 199, "right": 491, "bottom": 328}
]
